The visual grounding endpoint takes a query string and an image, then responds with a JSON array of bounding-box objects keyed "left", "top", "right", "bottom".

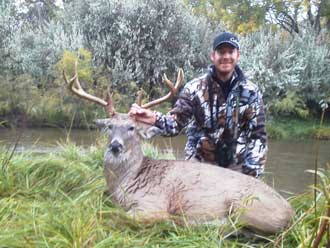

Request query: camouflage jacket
[{"left": 154, "top": 65, "right": 267, "bottom": 177}]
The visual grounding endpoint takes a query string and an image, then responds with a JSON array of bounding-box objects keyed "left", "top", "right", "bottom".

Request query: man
[{"left": 129, "top": 31, "right": 267, "bottom": 177}]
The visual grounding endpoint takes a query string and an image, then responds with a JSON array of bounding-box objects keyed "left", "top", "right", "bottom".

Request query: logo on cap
[{"left": 230, "top": 37, "right": 239, "bottom": 46}]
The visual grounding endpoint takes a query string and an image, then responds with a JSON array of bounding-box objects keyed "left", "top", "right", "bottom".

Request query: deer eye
[
  {"left": 107, "top": 124, "right": 113, "bottom": 130},
  {"left": 128, "top": 126, "right": 135, "bottom": 131}
]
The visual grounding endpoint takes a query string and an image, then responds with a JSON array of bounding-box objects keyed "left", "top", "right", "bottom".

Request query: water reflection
[{"left": 1, "top": 127, "right": 329, "bottom": 194}]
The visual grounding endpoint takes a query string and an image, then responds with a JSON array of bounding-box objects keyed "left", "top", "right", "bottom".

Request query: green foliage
[
  {"left": 240, "top": 29, "right": 330, "bottom": 116},
  {"left": 0, "top": 1, "right": 21, "bottom": 75},
  {"left": 0, "top": 74, "right": 39, "bottom": 117},
  {"left": 184, "top": 0, "right": 329, "bottom": 35},
  {"left": 277, "top": 168, "right": 330, "bottom": 247},
  {"left": 1, "top": 0, "right": 330, "bottom": 125},
  {"left": 183, "top": 0, "right": 266, "bottom": 34},
  {"left": 1, "top": 0, "right": 216, "bottom": 126},
  {"left": 266, "top": 123, "right": 287, "bottom": 140},
  {"left": 0, "top": 72, "right": 103, "bottom": 128},
  {"left": 16, "top": 0, "right": 60, "bottom": 29},
  {"left": 57, "top": 48, "right": 93, "bottom": 84},
  {"left": 142, "top": 142, "right": 176, "bottom": 160},
  {"left": 62, "top": 0, "right": 213, "bottom": 90},
  {"left": 269, "top": 91, "right": 309, "bottom": 118},
  {"left": 310, "top": 127, "right": 330, "bottom": 140},
  {"left": 266, "top": 118, "right": 330, "bottom": 140}
]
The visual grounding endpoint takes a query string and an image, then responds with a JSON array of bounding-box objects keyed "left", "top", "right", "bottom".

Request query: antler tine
[
  {"left": 174, "top": 68, "right": 184, "bottom": 91},
  {"left": 141, "top": 68, "right": 184, "bottom": 109},
  {"left": 63, "top": 61, "right": 116, "bottom": 116},
  {"left": 105, "top": 86, "right": 116, "bottom": 116}
]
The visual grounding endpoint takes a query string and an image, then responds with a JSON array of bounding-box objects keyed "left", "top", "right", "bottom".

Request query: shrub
[{"left": 240, "top": 28, "right": 330, "bottom": 117}]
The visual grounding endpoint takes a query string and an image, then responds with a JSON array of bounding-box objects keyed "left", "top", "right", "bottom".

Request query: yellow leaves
[
  {"left": 236, "top": 20, "right": 260, "bottom": 35},
  {"left": 183, "top": 0, "right": 266, "bottom": 35},
  {"left": 57, "top": 48, "right": 93, "bottom": 84}
]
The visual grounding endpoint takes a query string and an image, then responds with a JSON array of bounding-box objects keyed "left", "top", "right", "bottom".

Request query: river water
[{"left": 1, "top": 127, "right": 329, "bottom": 195}]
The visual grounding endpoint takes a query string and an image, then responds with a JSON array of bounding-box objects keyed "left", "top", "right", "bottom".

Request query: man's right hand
[{"left": 128, "top": 103, "right": 157, "bottom": 125}]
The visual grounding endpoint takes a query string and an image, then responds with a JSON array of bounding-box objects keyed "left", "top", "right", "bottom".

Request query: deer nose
[{"left": 109, "top": 140, "right": 123, "bottom": 154}]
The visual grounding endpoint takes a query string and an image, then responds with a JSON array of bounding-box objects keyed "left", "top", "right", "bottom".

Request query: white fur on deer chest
[{"left": 111, "top": 158, "right": 170, "bottom": 210}]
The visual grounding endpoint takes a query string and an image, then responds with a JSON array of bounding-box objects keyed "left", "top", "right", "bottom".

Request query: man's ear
[
  {"left": 210, "top": 51, "right": 215, "bottom": 63},
  {"left": 137, "top": 126, "right": 163, "bottom": 140}
]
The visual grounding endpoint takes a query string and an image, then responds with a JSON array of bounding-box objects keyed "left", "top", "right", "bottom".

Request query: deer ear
[
  {"left": 137, "top": 126, "right": 163, "bottom": 139},
  {"left": 94, "top": 119, "right": 110, "bottom": 129}
]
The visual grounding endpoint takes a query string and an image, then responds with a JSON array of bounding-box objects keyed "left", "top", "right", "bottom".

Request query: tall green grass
[{"left": 0, "top": 141, "right": 329, "bottom": 247}]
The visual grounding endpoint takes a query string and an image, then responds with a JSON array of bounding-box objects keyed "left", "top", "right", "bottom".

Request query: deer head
[{"left": 63, "top": 62, "right": 184, "bottom": 162}]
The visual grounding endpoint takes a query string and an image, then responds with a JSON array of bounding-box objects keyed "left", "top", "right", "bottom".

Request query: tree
[
  {"left": 265, "top": 0, "right": 301, "bottom": 34},
  {"left": 184, "top": 0, "right": 330, "bottom": 35},
  {"left": 61, "top": 0, "right": 214, "bottom": 99},
  {"left": 239, "top": 29, "right": 330, "bottom": 116},
  {"left": 16, "top": 0, "right": 59, "bottom": 29},
  {"left": 320, "top": 0, "right": 330, "bottom": 30},
  {"left": 265, "top": 0, "right": 330, "bottom": 35},
  {"left": 0, "top": 1, "right": 18, "bottom": 74},
  {"left": 183, "top": 0, "right": 267, "bottom": 34}
]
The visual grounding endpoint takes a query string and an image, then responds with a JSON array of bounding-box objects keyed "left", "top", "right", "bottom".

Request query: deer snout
[{"left": 109, "top": 140, "right": 123, "bottom": 154}]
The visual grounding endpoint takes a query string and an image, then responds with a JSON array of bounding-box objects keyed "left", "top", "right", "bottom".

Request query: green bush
[
  {"left": 240, "top": 29, "right": 330, "bottom": 117},
  {"left": 268, "top": 91, "right": 309, "bottom": 118},
  {"left": 310, "top": 127, "right": 330, "bottom": 140},
  {"left": 266, "top": 123, "right": 286, "bottom": 139},
  {"left": 1, "top": 0, "right": 330, "bottom": 125}
]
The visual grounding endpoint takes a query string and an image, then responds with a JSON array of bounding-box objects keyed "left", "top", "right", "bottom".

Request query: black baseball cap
[{"left": 213, "top": 32, "right": 240, "bottom": 50}]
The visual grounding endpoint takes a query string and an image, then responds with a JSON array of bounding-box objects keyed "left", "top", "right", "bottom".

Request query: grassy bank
[
  {"left": 0, "top": 141, "right": 329, "bottom": 247},
  {"left": 267, "top": 117, "right": 330, "bottom": 140}
]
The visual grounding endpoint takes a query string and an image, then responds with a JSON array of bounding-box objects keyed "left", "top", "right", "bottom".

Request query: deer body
[{"left": 99, "top": 115, "right": 294, "bottom": 235}]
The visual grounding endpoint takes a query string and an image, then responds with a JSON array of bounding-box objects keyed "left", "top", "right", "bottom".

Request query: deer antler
[
  {"left": 138, "top": 68, "right": 184, "bottom": 109},
  {"left": 63, "top": 61, "right": 116, "bottom": 116}
]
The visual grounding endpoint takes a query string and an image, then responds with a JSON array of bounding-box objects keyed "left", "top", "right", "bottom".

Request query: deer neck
[{"left": 104, "top": 142, "right": 144, "bottom": 192}]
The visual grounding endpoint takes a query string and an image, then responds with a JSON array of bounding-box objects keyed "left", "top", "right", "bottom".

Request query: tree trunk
[{"left": 313, "top": 0, "right": 321, "bottom": 34}]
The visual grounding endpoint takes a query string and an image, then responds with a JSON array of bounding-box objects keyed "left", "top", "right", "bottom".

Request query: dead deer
[{"left": 64, "top": 63, "right": 294, "bottom": 235}]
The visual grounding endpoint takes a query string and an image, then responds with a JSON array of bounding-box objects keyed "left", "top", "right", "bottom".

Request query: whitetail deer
[{"left": 64, "top": 63, "right": 294, "bottom": 235}]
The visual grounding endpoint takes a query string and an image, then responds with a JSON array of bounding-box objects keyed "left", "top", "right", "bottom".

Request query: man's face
[{"left": 210, "top": 44, "right": 240, "bottom": 75}]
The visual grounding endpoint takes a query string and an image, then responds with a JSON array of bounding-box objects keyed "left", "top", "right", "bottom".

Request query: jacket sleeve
[
  {"left": 154, "top": 86, "right": 195, "bottom": 137},
  {"left": 242, "top": 89, "right": 268, "bottom": 177}
]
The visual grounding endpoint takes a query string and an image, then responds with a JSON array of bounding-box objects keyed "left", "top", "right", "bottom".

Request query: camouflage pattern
[{"left": 154, "top": 65, "right": 267, "bottom": 177}]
